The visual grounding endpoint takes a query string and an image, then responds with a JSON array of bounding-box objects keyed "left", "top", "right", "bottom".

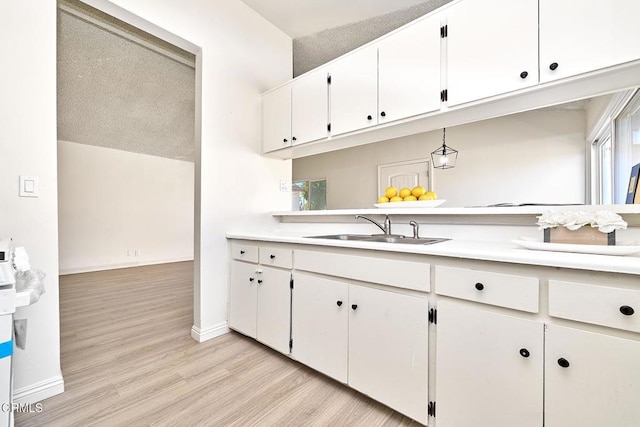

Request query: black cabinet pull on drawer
[
  {"left": 620, "top": 305, "right": 635, "bottom": 316},
  {"left": 475, "top": 282, "right": 484, "bottom": 291}
]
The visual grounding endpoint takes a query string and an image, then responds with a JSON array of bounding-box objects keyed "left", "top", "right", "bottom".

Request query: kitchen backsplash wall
[
  {"left": 292, "top": 110, "right": 586, "bottom": 209},
  {"left": 293, "top": 0, "right": 453, "bottom": 76}
]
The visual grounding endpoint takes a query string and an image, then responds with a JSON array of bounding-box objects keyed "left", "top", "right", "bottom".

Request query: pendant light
[{"left": 431, "top": 128, "right": 458, "bottom": 169}]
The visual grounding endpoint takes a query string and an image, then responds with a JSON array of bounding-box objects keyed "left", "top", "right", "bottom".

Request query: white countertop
[{"left": 226, "top": 230, "right": 640, "bottom": 276}]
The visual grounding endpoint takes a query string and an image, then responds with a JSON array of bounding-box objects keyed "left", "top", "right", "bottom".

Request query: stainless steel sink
[{"left": 306, "top": 234, "right": 449, "bottom": 245}]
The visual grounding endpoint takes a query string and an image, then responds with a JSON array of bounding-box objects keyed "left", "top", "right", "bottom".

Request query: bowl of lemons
[{"left": 375, "top": 186, "right": 445, "bottom": 208}]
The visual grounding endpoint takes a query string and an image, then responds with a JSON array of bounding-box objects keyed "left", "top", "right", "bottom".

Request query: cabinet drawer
[
  {"left": 435, "top": 266, "right": 539, "bottom": 313},
  {"left": 549, "top": 280, "right": 640, "bottom": 333},
  {"left": 295, "top": 250, "right": 429, "bottom": 292},
  {"left": 259, "top": 247, "right": 293, "bottom": 269},
  {"left": 230, "top": 243, "right": 258, "bottom": 263}
]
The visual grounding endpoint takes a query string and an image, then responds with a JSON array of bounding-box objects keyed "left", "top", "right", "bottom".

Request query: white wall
[
  {"left": 58, "top": 141, "right": 194, "bottom": 274},
  {"left": 0, "top": 0, "right": 291, "bottom": 403},
  {"left": 0, "top": 0, "right": 62, "bottom": 401},
  {"left": 89, "top": 0, "right": 293, "bottom": 343},
  {"left": 293, "top": 110, "right": 587, "bottom": 208}
]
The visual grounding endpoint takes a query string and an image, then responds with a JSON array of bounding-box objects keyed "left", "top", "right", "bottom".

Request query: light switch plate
[
  {"left": 19, "top": 176, "right": 39, "bottom": 198},
  {"left": 280, "top": 180, "right": 290, "bottom": 192}
]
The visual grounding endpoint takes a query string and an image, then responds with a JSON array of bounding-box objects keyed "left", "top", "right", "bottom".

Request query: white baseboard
[
  {"left": 13, "top": 374, "right": 64, "bottom": 404},
  {"left": 59, "top": 257, "right": 194, "bottom": 275},
  {"left": 191, "top": 322, "right": 229, "bottom": 343}
]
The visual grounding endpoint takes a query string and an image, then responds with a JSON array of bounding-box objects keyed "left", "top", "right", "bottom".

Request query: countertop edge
[{"left": 226, "top": 232, "right": 640, "bottom": 276}]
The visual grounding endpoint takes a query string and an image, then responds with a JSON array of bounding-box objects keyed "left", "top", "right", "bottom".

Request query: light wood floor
[{"left": 15, "top": 262, "right": 419, "bottom": 427}]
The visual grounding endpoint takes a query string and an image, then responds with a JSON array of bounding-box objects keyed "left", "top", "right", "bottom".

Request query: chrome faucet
[
  {"left": 409, "top": 220, "right": 420, "bottom": 239},
  {"left": 355, "top": 214, "right": 392, "bottom": 235}
]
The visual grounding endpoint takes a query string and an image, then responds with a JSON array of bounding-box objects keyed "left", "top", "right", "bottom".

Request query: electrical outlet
[
  {"left": 280, "top": 180, "right": 290, "bottom": 192},
  {"left": 134, "top": 250, "right": 140, "bottom": 256},
  {"left": 127, "top": 250, "right": 134, "bottom": 256}
]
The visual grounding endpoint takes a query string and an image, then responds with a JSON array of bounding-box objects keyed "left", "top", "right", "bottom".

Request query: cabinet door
[
  {"left": 435, "top": 300, "right": 543, "bottom": 427},
  {"left": 329, "top": 46, "right": 378, "bottom": 136},
  {"left": 540, "top": 0, "right": 640, "bottom": 83},
  {"left": 292, "top": 69, "right": 328, "bottom": 145},
  {"left": 291, "top": 273, "right": 348, "bottom": 383},
  {"left": 545, "top": 325, "right": 640, "bottom": 427},
  {"left": 348, "top": 285, "right": 429, "bottom": 424},
  {"left": 378, "top": 15, "right": 441, "bottom": 123},
  {"left": 256, "top": 266, "right": 291, "bottom": 354},
  {"left": 228, "top": 260, "right": 257, "bottom": 338},
  {"left": 262, "top": 85, "right": 291, "bottom": 153},
  {"left": 446, "top": 0, "right": 538, "bottom": 106}
]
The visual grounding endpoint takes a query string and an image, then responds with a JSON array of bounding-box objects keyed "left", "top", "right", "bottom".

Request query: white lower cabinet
[
  {"left": 545, "top": 325, "right": 640, "bottom": 427},
  {"left": 435, "top": 300, "right": 544, "bottom": 427},
  {"left": 291, "top": 273, "right": 348, "bottom": 383},
  {"left": 291, "top": 272, "right": 429, "bottom": 424},
  {"left": 229, "top": 259, "right": 291, "bottom": 354},
  {"left": 348, "top": 284, "right": 429, "bottom": 424}
]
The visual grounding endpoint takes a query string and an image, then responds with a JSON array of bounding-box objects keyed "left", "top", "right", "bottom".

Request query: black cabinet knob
[
  {"left": 520, "top": 71, "right": 528, "bottom": 79},
  {"left": 557, "top": 358, "right": 570, "bottom": 368},
  {"left": 240, "top": 250, "right": 245, "bottom": 254},
  {"left": 336, "top": 301, "right": 343, "bottom": 307},
  {"left": 270, "top": 254, "right": 276, "bottom": 259},
  {"left": 380, "top": 111, "right": 386, "bottom": 117},
  {"left": 249, "top": 277, "right": 254, "bottom": 282},
  {"left": 620, "top": 305, "right": 635, "bottom": 316},
  {"left": 351, "top": 304, "right": 358, "bottom": 310},
  {"left": 367, "top": 115, "right": 372, "bottom": 121},
  {"left": 519, "top": 348, "right": 530, "bottom": 358},
  {"left": 549, "top": 62, "right": 559, "bottom": 71},
  {"left": 257, "top": 279, "right": 263, "bottom": 284},
  {"left": 283, "top": 138, "right": 288, "bottom": 143},
  {"left": 475, "top": 282, "right": 484, "bottom": 291},
  {"left": 292, "top": 136, "right": 297, "bottom": 141}
]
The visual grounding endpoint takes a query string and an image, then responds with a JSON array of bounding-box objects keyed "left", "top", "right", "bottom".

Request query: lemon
[
  {"left": 403, "top": 195, "right": 417, "bottom": 201},
  {"left": 377, "top": 196, "right": 389, "bottom": 203},
  {"left": 419, "top": 191, "right": 437, "bottom": 200},
  {"left": 389, "top": 196, "right": 403, "bottom": 202},
  {"left": 384, "top": 186, "right": 398, "bottom": 199},
  {"left": 399, "top": 187, "right": 412, "bottom": 198},
  {"left": 411, "top": 186, "right": 426, "bottom": 198}
]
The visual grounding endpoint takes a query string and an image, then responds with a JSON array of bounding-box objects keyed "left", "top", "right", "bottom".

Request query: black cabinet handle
[
  {"left": 336, "top": 301, "right": 343, "bottom": 307},
  {"left": 257, "top": 279, "right": 263, "bottom": 284},
  {"left": 475, "top": 282, "right": 484, "bottom": 291},
  {"left": 292, "top": 136, "right": 297, "bottom": 141},
  {"left": 519, "top": 348, "right": 530, "bottom": 358},
  {"left": 380, "top": 111, "right": 386, "bottom": 117},
  {"left": 240, "top": 250, "right": 245, "bottom": 254},
  {"left": 351, "top": 304, "right": 358, "bottom": 310},
  {"left": 367, "top": 115, "right": 372, "bottom": 121},
  {"left": 620, "top": 305, "right": 635, "bottom": 316},
  {"left": 283, "top": 138, "right": 288, "bottom": 143},
  {"left": 520, "top": 71, "right": 528, "bottom": 79},
  {"left": 270, "top": 254, "right": 276, "bottom": 259},
  {"left": 549, "top": 62, "right": 559, "bottom": 71},
  {"left": 557, "top": 358, "right": 570, "bottom": 368},
  {"left": 249, "top": 277, "right": 254, "bottom": 282}
]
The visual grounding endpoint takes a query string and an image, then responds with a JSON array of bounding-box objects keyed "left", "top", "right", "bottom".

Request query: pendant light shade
[{"left": 431, "top": 128, "right": 458, "bottom": 169}]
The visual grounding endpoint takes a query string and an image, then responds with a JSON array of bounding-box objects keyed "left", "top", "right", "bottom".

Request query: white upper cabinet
[
  {"left": 540, "top": 0, "right": 640, "bottom": 83},
  {"left": 292, "top": 68, "right": 328, "bottom": 145},
  {"left": 329, "top": 45, "right": 378, "bottom": 136},
  {"left": 446, "top": 0, "right": 538, "bottom": 107},
  {"left": 262, "top": 85, "right": 291, "bottom": 153},
  {"left": 378, "top": 14, "right": 442, "bottom": 123}
]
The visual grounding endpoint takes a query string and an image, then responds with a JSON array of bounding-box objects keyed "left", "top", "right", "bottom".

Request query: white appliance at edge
[{"left": 0, "top": 238, "right": 16, "bottom": 427}]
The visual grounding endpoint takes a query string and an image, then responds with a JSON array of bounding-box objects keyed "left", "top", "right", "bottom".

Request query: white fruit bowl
[{"left": 374, "top": 200, "right": 446, "bottom": 208}]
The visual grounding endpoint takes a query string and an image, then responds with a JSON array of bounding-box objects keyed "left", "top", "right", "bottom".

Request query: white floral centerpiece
[{"left": 536, "top": 210, "right": 627, "bottom": 246}]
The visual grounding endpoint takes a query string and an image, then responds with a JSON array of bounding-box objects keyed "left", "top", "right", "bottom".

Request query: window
[
  {"left": 614, "top": 91, "right": 640, "bottom": 203},
  {"left": 292, "top": 179, "right": 327, "bottom": 211},
  {"left": 593, "top": 135, "right": 613, "bottom": 204}
]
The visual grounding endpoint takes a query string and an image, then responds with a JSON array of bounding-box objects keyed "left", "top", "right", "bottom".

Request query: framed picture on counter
[{"left": 627, "top": 162, "right": 640, "bottom": 204}]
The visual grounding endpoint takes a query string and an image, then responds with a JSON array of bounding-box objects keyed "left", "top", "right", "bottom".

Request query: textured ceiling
[
  {"left": 57, "top": 6, "right": 196, "bottom": 162},
  {"left": 240, "top": 0, "right": 430, "bottom": 38}
]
